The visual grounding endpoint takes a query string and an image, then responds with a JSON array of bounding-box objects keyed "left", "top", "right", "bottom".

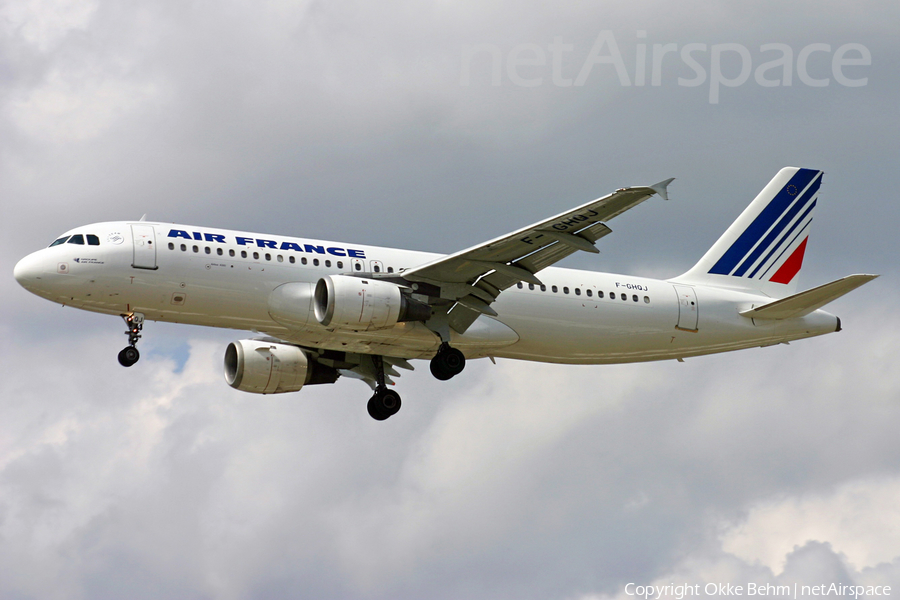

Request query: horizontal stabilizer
[{"left": 740, "top": 274, "right": 878, "bottom": 320}]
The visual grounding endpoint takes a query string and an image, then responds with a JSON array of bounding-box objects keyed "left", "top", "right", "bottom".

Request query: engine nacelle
[
  {"left": 267, "top": 282, "right": 315, "bottom": 329},
  {"left": 313, "top": 275, "right": 430, "bottom": 331},
  {"left": 224, "top": 339, "right": 316, "bottom": 394}
]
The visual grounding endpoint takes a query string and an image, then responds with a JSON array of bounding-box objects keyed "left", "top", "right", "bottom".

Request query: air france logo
[{"left": 167, "top": 229, "right": 367, "bottom": 259}]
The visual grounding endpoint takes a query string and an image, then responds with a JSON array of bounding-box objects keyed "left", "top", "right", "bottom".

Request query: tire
[
  {"left": 442, "top": 347, "right": 465, "bottom": 375},
  {"left": 380, "top": 389, "right": 402, "bottom": 416},
  {"left": 430, "top": 358, "right": 452, "bottom": 380},
  {"left": 118, "top": 346, "right": 140, "bottom": 367},
  {"left": 430, "top": 345, "right": 465, "bottom": 380},
  {"left": 367, "top": 396, "right": 390, "bottom": 421}
]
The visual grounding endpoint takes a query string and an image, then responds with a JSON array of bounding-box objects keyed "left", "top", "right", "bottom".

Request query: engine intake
[
  {"left": 224, "top": 339, "right": 337, "bottom": 394},
  {"left": 313, "top": 275, "right": 430, "bottom": 330}
]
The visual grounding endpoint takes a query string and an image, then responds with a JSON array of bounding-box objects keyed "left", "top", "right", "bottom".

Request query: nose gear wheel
[{"left": 118, "top": 313, "right": 144, "bottom": 367}]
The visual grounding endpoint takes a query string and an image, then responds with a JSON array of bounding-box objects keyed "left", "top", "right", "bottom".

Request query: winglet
[{"left": 649, "top": 178, "right": 675, "bottom": 201}]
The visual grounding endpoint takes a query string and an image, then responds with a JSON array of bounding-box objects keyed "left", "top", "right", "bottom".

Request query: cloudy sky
[{"left": 2, "top": 0, "right": 899, "bottom": 598}]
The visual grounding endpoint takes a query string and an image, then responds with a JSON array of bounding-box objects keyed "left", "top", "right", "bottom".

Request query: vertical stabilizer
[{"left": 677, "top": 167, "right": 823, "bottom": 298}]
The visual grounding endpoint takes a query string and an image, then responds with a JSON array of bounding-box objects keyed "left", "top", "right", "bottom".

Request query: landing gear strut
[
  {"left": 117, "top": 313, "right": 144, "bottom": 367},
  {"left": 366, "top": 355, "right": 402, "bottom": 420},
  {"left": 430, "top": 343, "right": 466, "bottom": 381}
]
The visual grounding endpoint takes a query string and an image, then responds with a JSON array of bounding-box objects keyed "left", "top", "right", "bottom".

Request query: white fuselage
[{"left": 14, "top": 221, "right": 840, "bottom": 364}]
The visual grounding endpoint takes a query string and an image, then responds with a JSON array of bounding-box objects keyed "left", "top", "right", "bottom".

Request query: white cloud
[
  {"left": 8, "top": 68, "right": 164, "bottom": 143},
  {"left": 1, "top": 0, "right": 98, "bottom": 52},
  {"left": 721, "top": 476, "right": 900, "bottom": 574},
  {"left": 1, "top": 301, "right": 898, "bottom": 598}
]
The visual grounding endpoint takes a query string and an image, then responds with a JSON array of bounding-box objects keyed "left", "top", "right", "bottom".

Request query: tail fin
[{"left": 678, "top": 167, "right": 823, "bottom": 298}]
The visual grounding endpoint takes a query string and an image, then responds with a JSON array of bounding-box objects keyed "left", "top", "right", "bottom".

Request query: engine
[
  {"left": 313, "top": 275, "right": 430, "bottom": 331},
  {"left": 224, "top": 339, "right": 338, "bottom": 394}
]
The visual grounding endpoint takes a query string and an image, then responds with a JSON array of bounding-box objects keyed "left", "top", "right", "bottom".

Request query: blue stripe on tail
[{"left": 708, "top": 168, "right": 820, "bottom": 276}]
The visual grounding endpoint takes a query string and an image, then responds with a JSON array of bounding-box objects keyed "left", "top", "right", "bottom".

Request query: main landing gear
[
  {"left": 430, "top": 343, "right": 466, "bottom": 381},
  {"left": 364, "top": 344, "right": 465, "bottom": 421},
  {"left": 367, "top": 355, "right": 402, "bottom": 421},
  {"left": 117, "top": 313, "right": 144, "bottom": 367}
]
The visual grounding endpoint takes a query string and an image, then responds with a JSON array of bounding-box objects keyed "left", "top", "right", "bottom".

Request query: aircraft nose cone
[{"left": 14, "top": 252, "right": 46, "bottom": 290}]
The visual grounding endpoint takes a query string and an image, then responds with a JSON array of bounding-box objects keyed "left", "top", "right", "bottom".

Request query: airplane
[{"left": 14, "top": 167, "right": 877, "bottom": 420}]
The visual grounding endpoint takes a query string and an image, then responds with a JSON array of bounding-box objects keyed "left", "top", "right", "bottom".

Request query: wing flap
[
  {"left": 403, "top": 182, "right": 670, "bottom": 288},
  {"left": 740, "top": 274, "right": 878, "bottom": 320},
  {"left": 400, "top": 178, "right": 672, "bottom": 335}
]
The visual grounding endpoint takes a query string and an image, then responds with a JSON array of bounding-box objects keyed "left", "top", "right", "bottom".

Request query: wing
[{"left": 401, "top": 178, "right": 674, "bottom": 333}]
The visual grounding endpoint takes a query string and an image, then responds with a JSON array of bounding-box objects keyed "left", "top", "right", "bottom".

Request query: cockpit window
[
  {"left": 67, "top": 234, "right": 85, "bottom": 245},
  {"left": 87, "top": 234, "right": 100, "bottom": 246},
  {"left": 49, "top": 236, "right": 70, "bottom": 247}
]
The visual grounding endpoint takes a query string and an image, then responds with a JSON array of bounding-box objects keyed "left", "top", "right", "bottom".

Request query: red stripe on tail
[{"left": 769, "top": 237, "right": 808, "bottom": 284}]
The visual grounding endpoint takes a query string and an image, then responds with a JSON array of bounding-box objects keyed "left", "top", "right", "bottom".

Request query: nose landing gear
[{"left": 118, "top": 313, "right": 144, "bottom": 367}]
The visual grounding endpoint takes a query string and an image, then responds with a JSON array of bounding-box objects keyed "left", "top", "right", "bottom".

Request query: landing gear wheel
[
  {"left": 430, "top": 344, "right": 466, "bottom": 381},
  {"left": 367, "top": 388, "right": 402, "bottom": 421},
  {"left": 118, "top": 313, "right": 145, "bottom": 367},
  {"left": 118, "top": 346, "right": 140, "bottom": 367}
]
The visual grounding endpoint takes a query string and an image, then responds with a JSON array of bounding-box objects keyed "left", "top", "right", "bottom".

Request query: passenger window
[
  {"left": 168, "top": 242, "right": 175, "bottom": 250},
  {"left": 517, "top": 282, "right": 523, "bottom": 289},
  {"left": 609, "top": 292, "right": 615, "bottom": 299},
  {"left": 540, "top": 285, "right": 546, "bottom": 292},
  {"left": 387, "top": 266, "right": 393, "bottom": 273},
  {"left": 633, "top": 294, "right": 638, "bottom": 302},
  {"left": 181, "top": 244, "right": 187, "bottom": 251},
  {"left": 241, "top": 250, "right": 247, "bottom": 258},
  {"left": 563, "top": 287, "right": 569, "bottom": 294},
  {"left": 252, "top": 252, "right": 259, "bottom": 260},
  {"left": 354, "top": 263, "right": 361, "bottom": 271},
  {"left": 528, "top": 283, "right": 535, "bottom": 290},
  {"left": 373, "top": 264, "right": 380, "bottom": 272},
  {"left": 598, "top": 291, "right": 604, "bottom": 298},
  {"left": 68, "top": 234, "right": 85, "bottom": 245},
  {"left": 289, "top": 256, "right": 295, "bottom": 264},
  {"left": 277, "top": 255, "right": 283, "bottom": 262},
  {"left": 325, "top": 260, "right": 331, "bottom": 268},
  {"left": 621, "top": 293, "right": 627, "bottom": 301},
  {"left": 87, "top": 235, "right": 100, "bottom": 246},
  {"left": 552, "top": 285, "right": 558, "bottom": 293},
  {"left": 586, "top": 289, "right": 592, "bottom": 297},
  {"left": 338, "top": 261, "right": 344, "bottom": 269},
  {"left": 193, "top": 245, "right": 199, "bottom": 253},
  {"left": 205, "top": 247, "right": 211, "bottom": 254},
  {"left": 49, "top": 236, "right": 70, "bottom": 247},
  {"left": 301, "top": 257, "right": 308, "bottom": 265},
  {"left": 265, "top": 253, "right": 271, "bottom": 261},
  {"left": 229, "top": 249, "right": 235, "bottom": 257},
  {"left": 644, "top": 296, "right": 650, "bottom": 304},
  {"left": 217, "top": 248, "right": 223, "bottom": 256},
  {"left": 313, "top": 258, "right": 320, "bottom": 266},
  {"left": 574, "top": 288, "right": 581, "bottom": 296}
]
